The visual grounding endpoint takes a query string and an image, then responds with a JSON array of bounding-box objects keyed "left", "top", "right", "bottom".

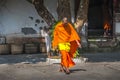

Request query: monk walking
[{"left": 52, "top": 17, "right": 81, "bottom": 74}]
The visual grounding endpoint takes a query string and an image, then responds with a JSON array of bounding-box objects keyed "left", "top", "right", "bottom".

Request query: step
[{"left": 46, "top": 56, "right": 88, "bottom": 64}]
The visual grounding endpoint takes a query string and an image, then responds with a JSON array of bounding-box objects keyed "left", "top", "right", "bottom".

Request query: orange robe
[
  {"left": 52, "top": 22, "right": 80, "bottom": 68},
  {"left": 104, "top": 23, "right": 111, "bottom": 30}
]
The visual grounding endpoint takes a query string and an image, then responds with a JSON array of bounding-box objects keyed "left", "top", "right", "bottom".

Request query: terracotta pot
[
  {"left": 25, "top": 44, "right": 38, "bottom": 54},
  {"left": 39, "top": 42, "right": 46, "bottom": 53},
  {"left": 0, "top": 44, "right": 10, "bottom": 55},
  {"left": 11, "top": 44, "right": 23, "bottom": 55}
]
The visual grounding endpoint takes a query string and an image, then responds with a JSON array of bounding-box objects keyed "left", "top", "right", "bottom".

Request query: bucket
[
  {"left": 11, "top": 44, "right": 23, "bottom": 55},
  {"left": 39, "top": 42, "right": 46, "bottom": 53},
  {"left": 0, "top": 44, "right": 10, "bottom": 55},
  {"left": 25, "top": 44, "right": 38, "bottom": 54}
]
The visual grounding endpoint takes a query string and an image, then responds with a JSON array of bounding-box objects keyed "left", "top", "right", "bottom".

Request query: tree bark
[
  {"left": 33, "top": 0, "right": 56, "bottom": 27},
  {"left": 75, "top": 0, "right": 89, "bottom": 32},
  {"left": 75, "top": 0, "right": 89, "bottom": 47},
  {"left": 57, "top": 0, "right": 71, "bottom": 21}
]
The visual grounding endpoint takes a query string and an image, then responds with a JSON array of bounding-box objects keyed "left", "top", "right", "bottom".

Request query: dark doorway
[{"left": 88, "top": 0, "right": 113, "bottom": 37}]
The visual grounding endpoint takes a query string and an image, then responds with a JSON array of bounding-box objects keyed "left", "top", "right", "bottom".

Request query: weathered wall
[
  {"left": 0, "top": 0, "right": 44, "bottom": 35},
  {"left": 0, "top": 0, "right": 74, "bottom": 35}
]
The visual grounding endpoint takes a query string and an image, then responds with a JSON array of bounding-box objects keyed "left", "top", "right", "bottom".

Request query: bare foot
[
  {"left": 59, "top": 66, "right": 65, "bottom": 72},
  {"left": 65, "top": 68, "right": 70, "bottom": 74}
]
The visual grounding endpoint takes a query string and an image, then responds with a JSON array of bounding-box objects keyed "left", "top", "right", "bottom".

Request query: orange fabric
[
  {"left": 104, "top": 23, "right": 111, "bottom": 30},
  {"left": 52, "top": 21, "right": 80, "bottom": 68},
  {"left": 60, "top": 50, "right": 75, "bottom": 68},
  {"left": 69, "top": 41, "right": 79, "bottom": 58},
  {"left": 52, "top": 22, "right": 80, "bottom": 49}
]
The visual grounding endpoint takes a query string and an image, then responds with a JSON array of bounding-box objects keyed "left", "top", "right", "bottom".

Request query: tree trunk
[
  {"left": 57, "top": 0, "right": 71, "bottom": 21},
  {"left": 33, "top": 0, "right": 56, "bottom": 27},
  {"left": 75, "top": 0, "right": 89, "bottom": 32},
  {"left": 75, "top": 0, "right": 89, "bottom": 47}
]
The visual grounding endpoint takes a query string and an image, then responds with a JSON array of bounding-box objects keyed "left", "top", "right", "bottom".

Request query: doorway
[{"left": 88, "top": 0, "right": 113, "bottom": 37}]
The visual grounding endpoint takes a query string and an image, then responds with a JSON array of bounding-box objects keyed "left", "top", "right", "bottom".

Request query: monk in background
[
  {"left": 52, "top": 17, "right": 81, "bottom": 74},
  {"left": 104, "top": 22, "right": 111, "bottom": 37}
]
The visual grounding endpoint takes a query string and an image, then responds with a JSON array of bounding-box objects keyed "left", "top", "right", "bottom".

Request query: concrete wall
[{"left": 0, "top": 0, "right": 74, "bottom": 35}]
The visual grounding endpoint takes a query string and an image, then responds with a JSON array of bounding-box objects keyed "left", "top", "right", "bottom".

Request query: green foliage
[
  {"left": 74, "top": 49, "right": 80, "bottom": 58},
  {"left": 50, "top": 21, "right": 81, "bottom": 58},
  {"left": 50, "top": 21, "right": 61, "bottom": 40}
]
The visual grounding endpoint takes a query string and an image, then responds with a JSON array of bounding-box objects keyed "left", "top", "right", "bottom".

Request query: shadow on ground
[
  {"left": 70, "top": 69, "right": 87, "bottom": 73},
  {"left": 0, "top": 54, "right": 47, "bottom": 64}
]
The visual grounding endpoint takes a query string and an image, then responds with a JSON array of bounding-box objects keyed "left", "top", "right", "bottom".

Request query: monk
[
  {"left": 104, "top": 23, "right": 111, "bottom": 37},
  {"left": 52, "top": 17, "right": 81, "bottom": 74}
]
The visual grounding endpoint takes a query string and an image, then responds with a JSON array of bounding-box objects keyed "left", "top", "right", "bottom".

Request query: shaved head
[{"left": 62, "top": 17, "right": 68, "bottom": 24}]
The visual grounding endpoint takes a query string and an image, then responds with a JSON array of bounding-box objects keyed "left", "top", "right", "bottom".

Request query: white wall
[
  {"left": 0, "top": 0, "right": 75, "bottom": 35},
  {"left": 115, "top": 22, "right": 120, "bottom": 34},
  {"left": 0, "top": 0, "right": 47, "bottom": 35}
]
